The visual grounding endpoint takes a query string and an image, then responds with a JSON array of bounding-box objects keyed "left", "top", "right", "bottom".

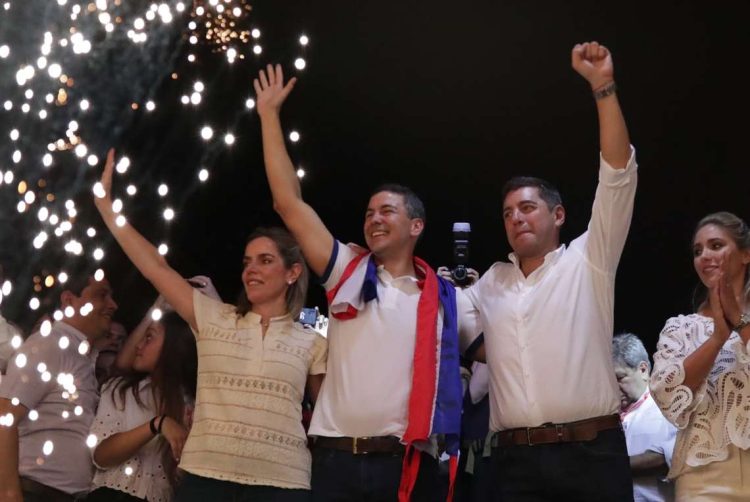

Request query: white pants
[{"left": 676, "top": 444, "right": 750, "bottom": 501}]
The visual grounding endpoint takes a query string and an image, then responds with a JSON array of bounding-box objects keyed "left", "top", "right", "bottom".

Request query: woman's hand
[
  {"left": 709, "top": 279, "right": 732, "bottom": 345},
  {"left": 93, "top": 148, "right": 116, "bottom": 213},
  {"left": 718, "top": 265, "right": 744, "bottom": 329},
  {"left": 160, "top": 416, "right": 188, "bottom": 462}
]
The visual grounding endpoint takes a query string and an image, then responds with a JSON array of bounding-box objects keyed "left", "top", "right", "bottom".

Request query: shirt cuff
[{"left": 599, "top": 145, "right": 637, "bottom": 185}]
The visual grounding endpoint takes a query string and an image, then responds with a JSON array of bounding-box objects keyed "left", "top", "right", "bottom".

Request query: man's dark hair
[
  {"left": 63, "top": 275, "right": 95, "bottom": 297},
  {"left": 60, "top": 261, "right": 102, "bottom": 296},
  {"left": 501, "top": 176, "right": 563, "bottom": 210},
  {"left": 370, "top": 183, "right": 426, "bottom": 222}
]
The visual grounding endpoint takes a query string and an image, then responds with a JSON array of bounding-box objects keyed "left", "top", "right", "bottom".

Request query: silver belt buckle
[
  {"left": 555, "top": 424, "right": 565, "bottom": 442},
  {"left": 353, "top": 436, "right": 370, "bottom": 455}
]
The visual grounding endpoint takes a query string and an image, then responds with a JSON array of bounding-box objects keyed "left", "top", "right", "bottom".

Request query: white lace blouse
[
  {"left": 90, "top": 378, "right": 171, "bottom": 501},
  {"left": 650, "top": 313, "right": 750, "bottom": 478}
]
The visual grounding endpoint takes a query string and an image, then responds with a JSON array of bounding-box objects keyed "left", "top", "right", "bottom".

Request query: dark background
[{"left": 2, "top": 0, "right": 748, "bottom": 355}]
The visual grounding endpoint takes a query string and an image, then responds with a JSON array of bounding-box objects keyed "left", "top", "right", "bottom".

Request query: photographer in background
[
  {"left": 449, "top": 222, "right": 476, "bottom": 288},
  {"left": 438, "top": 261, "right": 487, "bottom": 501}
]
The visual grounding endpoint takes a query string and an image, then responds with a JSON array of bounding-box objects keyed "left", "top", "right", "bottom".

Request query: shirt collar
[
  {"left": 621, "top": 388, "right": 650, "bottom": 420},
  {"left": 376, "top": 264, "right": 420, "bottom": 284},
  {"left": 53, "top": 321, "right": 99, "bottom": 359},
  {"left": 242, "top": 310, "right": 292, "bottom": 326},
  {"left": 508, "top": 244, "right": 566, "bottom": 270}
]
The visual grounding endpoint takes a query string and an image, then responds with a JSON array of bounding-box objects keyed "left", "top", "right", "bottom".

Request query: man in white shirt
[
  {"left": 254, "top": 65, "right": 479, "bottom": 501},
  {"left": 0, "top": 265, "right": 23, "bottom": 377},
  {"left": 0, "top": 271, "right": 117, "bottom": 502},
  {"left": 0, "top": 314, "right": 22, "bottom": 376},
  {"left": 465, "top": 41, "right": 637, "bottom": 500},
  {"left": 614, "top": 333, "right": 676, "bottom": 502}
]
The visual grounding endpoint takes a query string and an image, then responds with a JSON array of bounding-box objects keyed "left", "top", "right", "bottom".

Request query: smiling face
[
  {"left": 502, "top": 186, "right": 564, "bottom": 260},
  {"left": 693, "top": 224, "right": 750, "bottom": 289},
  {"left": 241, "top": 236, "right": 301, "bottom": 311},
  {"left": 363, "top": 191, "right": 423, "bottom": 258},
  {"left": 63, "top": 277, "right": 118, "bottom": 340},
  {"left": 133, "top": 321, "right": 165, "bottom": 373}
]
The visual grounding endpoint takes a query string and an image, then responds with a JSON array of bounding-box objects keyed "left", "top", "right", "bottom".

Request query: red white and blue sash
[{"left": 326, "top": 248, "right": 462, "bottom": 502}]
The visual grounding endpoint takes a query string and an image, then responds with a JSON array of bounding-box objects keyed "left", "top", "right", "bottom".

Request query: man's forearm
[
  {"left": 630, "top": 450, "right": 667, "bottom": 472},
  {"left": 258, "top": 111, "right": 303, "bottom": 212},
  {"left": 595, "top": 91, "right": 631, "bottom": 170},
  {"left": 0, "top": 426, "right": 22, "bottom": 501}
]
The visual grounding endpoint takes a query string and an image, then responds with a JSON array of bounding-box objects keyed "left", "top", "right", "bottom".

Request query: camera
[
  {"left": 298, "top": 307, "right": 319, "bottom": 327},
  {"left": 451, "top": 222, "right": 471, "bottom": 287}
]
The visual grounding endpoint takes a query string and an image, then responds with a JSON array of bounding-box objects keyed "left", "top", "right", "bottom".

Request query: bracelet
[
  {"left": 733, "top": 312, "right": 750, "bottom": 332},
  {"left": 157, "top": 415, "right": 166, "bottom": 434},
  {"left": 149, "top": 416, "right": 159, "bottom": 435},
  {"left": 593, "top": 81, "right": 617, "bottom": 100}
]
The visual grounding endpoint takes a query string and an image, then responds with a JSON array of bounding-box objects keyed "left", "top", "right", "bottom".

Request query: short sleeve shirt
[
  {"left": 179, "top": 290, "right": 327, "bottom": 489},
  {"left": 0, "top": 322, "right": 99, "bottom": 495}
]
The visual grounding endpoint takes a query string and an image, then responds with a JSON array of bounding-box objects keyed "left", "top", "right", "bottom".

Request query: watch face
[{"left": 736, "top": 313, "right": 750, "bottom": 330}]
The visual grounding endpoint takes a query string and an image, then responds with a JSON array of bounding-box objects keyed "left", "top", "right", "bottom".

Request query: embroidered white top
[
  {"left": 179, "top": 290, "right": 327, "bottom": 489},
  {"left": 651, "top": 313, "right": 750, "bottom": 479},
  {"left": 91, "top": 378, "right": 171, "bottom": 501}
]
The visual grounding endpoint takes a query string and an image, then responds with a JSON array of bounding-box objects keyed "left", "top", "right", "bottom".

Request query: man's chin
[{"left": 366, "top": 241, "right": 386, "bottom": 256}]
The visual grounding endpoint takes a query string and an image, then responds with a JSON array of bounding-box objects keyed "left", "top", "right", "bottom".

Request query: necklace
[{"left": 260, "top": 319, "right": 269, "bottom": 328}]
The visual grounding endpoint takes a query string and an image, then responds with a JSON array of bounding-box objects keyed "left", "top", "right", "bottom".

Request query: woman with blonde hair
[{"left": 94, "top": 149, "right": 327, "bottom": 501}]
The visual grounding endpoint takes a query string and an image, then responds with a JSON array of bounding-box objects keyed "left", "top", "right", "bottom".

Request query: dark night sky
[{"left": 3, "top": 0, "right": 748, "bottom": 355}]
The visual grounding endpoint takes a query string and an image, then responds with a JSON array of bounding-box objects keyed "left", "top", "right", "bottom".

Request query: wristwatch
[{"left": 733, "top": 312, "right": 750, "bottom": 332}]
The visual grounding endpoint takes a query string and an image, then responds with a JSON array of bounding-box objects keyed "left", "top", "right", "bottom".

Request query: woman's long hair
[
  {"left": 110, "top": 311, "right": 198, "bottom": 485},
  {"left": 235, "top": 226, "right": 309, "bottom": 319},
  {"left": 692, "top": 211, "right": 750, "bottom": 311}
]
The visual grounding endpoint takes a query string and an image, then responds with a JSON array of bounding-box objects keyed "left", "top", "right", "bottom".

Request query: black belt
[
  {"left": 315, "top": 435, "right": 406, "bottom": 455},
  {"left": 492, "top": 414, "right": 622, "bottom": 447}
]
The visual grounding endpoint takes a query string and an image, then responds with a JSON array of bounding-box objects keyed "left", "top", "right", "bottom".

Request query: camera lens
[{"left": 452, "top": 265, "right": 467, "bottom": 281}]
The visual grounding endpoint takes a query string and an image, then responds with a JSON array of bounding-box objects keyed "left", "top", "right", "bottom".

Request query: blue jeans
[
  {"left": 311, "top": 447, "right": 441, "bottom": 502},
  {"left": 174, "top": 472, "right": 311, "bottom": 502},
  {"left": 490, "top": 428, "right": 633, "bottom": 502}
]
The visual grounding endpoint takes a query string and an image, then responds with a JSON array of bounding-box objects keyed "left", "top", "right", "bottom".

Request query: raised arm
[
  {"left": 571, "top": 41, "right": 631, "bottom": 169},
  {"left": 115, "top": 295, "right": 168, "bottom": 371},
  {"left": 94, "top": 150, "right": 196, "bottom": 329},
  {"left": 254, "top": 64, "right": 334, "bottom": 276}
]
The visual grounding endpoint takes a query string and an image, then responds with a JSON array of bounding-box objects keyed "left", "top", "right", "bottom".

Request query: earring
[{"left": 287, "top": 280, "right": 294, "bottom": 285}]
